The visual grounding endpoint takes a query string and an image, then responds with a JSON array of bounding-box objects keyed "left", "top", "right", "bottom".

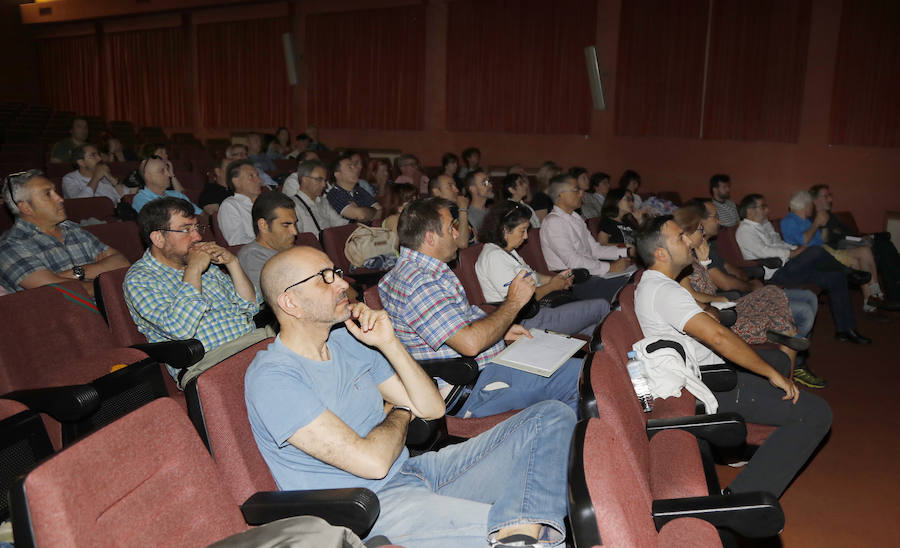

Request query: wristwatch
[{"left": 73, "top": 265, "right": 86, "bottom": 281}]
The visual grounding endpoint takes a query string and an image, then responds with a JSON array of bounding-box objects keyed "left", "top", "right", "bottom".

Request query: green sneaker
[{"left": 793, "top": 367, "right": 827, "bottom": 389}]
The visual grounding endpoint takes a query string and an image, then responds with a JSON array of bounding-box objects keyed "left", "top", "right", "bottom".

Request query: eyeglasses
[
  {"left": 480, "top": 178, "right": 492, "bottom": 187},
  {"left": 303, "top": 175, "right": 327, "bottom": 183},
  {"left": 283, "top": 267, "right": 344, "bottom": 293},
  {"left": 3, "top": 171, "right": 29, "bottom": 204},
  {"left": 156, "top": 224, "right": 208, "bottom": 235}
]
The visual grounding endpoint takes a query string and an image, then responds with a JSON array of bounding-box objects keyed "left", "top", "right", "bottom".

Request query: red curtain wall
[
  {"left": 702, "top": 0, "right": 811, "bottom": 142},
  {"left": 37, "top": 35, "right": 102, "bottom": 116},
  {"left": 446, "top": 0, "right": 595, "bottom": 134},
  {"left": 306, "top": 6, "right": 426, "bottom": 130},
  {"left": 196, "top": 17, "right": 292, "bottom": 129},
  {"left": 105, "top": 27, "right": 190, "bottom": 128},
  {"left": 830, "top": 0, "right": 900, "bottom": 148},
  {"left": 615, "top": 0, "right": 709, "bottom": 139}
]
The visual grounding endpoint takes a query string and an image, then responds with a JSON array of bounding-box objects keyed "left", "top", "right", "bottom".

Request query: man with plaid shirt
[
  {"left": 0, "top": 169, "right": 130, "bottom": 295},
  {"left": 124, "top": 197, "right": 267, "bottom": 388},
  {"left": 379, "top": 197, "right": 580, "bottom": 418}
]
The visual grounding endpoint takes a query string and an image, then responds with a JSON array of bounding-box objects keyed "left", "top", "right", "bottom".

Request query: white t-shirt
[
  {"left": 62, "top": 170, "right": 121, "bottom": 204},
  {"left": 634, "top": 269, "right": 723, "bottom": 366},
  {"left": 474, "top": 243, "right": 541, "bottom": 302}
]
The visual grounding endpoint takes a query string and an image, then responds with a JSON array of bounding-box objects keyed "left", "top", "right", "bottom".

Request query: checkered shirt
[{"left": 0, "top": 218, "right": 108, "bottom": 292}]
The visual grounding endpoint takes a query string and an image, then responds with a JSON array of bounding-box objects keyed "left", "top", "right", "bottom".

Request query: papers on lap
[
  {"left": 601, "top": 264, "right": 638, "bottom": 279},
  {"left": 493, "top": 328, "right": 585, "bottom": 377}
]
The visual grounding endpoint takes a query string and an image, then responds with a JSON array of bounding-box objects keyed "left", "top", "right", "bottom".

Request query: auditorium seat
[
  {"left": 517, "top": 227, "right": 552, "bottom": 274},
  {"left": 63, "top": 197, "right": 116, "bottom": 222},
  {"left": 321, "top": 223, "right": 390, "bottom": 286},
  {"left": 84, "top": 220, "right": 145, "bottom": 263}
]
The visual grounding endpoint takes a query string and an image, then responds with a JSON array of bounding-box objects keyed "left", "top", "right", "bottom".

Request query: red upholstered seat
[
  {"left": 454, "top": 243, "right": 487, "bottom": 305},
  {"left": 716, "top": 226, "right": 758, "bottom": 269},
  {"left": 83, "top": 220, "right": 145, "bottom": 263},
  {"left": 63, "top": 197, "right": 116, "bottom": 222},
  {"left": 517, "top": 228, "right": 551, "bottom": 274},
  {"left": 295, "top": 230, "right": 324, "bottom": 250},
  {"left": 209, "top": 211, "right": 230, "bottom": 246}
]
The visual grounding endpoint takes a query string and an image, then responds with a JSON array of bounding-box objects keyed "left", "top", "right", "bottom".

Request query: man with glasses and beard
[{"left": 124, "top": 197, "right": 268, "bottom": 389}]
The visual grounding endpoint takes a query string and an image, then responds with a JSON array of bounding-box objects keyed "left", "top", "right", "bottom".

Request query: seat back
[
  {"left": 0, "top": 401, "right": 53, "bottom": 523},
  {"left": 599, "top": 310, "right": 643, "bottom": 365},
  {"left": 186, "top": 339, "right": 278, "bottom": 507},
  {"left": 454, "top": 243, "right": 486, "bottom": 305},
  {"left": 364, "top": 285, "right": 383, "bottom": 309},
  {"left": 321, "top": 223, "right": 360, "bottom": 273},
  {"left": 209, "top": 211, "right": 230, "bottom": 247},
  {"left": 11, "top": 398, "right": 249, "bottom": 548},
  {"left": 63, "top": 197, "right": 115, "bottom": 222},
  {"left": 94, "top": 267, "right": 145, "bottom": 347},
  {"left": 833, "top": 210, "right": 859, "bottom": 234},
  {"left": 518, "top": 228, "right": 551, "bottom": 274},
  {"left": 295, "top": 231, "right": 324, "bottom": 251},
  {"left": 715, "top": 226, "right": 754, "bottom": 268},
  {"left": 84, "top": 221, "right": 145, "bottom": 263}
]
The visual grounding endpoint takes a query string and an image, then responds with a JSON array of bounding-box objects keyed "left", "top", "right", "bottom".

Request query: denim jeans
[
  {"left": 521, "top": 298, "right": 610, "bottom": 336},
  {"left": 454, "top": 357, "right": 582, "bottom": 418},
  {"left": 368, "top": 400, "right": 577, "bottom": 547},
  {"left": 783, "top": 288, "right": 819, "bottom": 338}
]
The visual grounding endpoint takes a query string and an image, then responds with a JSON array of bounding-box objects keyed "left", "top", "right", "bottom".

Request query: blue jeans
[
  {"left": 368, "top": 401, "right": 576, "bottom": 547},
  {"left": 521, "top": 298, "right": 610, "bottom": 336},
  {"left": 784, "top": 288, "right": 818, "bottom": 338},
  {"left": 454, "top": 357, "right": 582, "bottom": 418},
  {"left": 770, "top": 246, "right": 856, "bottom": 332}
]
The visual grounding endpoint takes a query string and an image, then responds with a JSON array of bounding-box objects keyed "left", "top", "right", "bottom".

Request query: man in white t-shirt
[
  {"left": 633, "top": 215, "right": 831, "bottom": 498},
  {"left": 62, "top": 144, "right": 126, "bottom": 204}
]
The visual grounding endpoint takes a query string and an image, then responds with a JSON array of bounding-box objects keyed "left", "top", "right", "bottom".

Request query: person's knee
[
  {"left": 530, "top": 399, "right": 577, "bottom": 428},
  {"left": 796, "top": 392, "right": 833, "bottom": 432}
]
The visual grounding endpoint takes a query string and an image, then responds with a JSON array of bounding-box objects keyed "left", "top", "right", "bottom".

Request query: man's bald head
[{"left": 260, "top": 246, "right": 324, "bottom": 310}]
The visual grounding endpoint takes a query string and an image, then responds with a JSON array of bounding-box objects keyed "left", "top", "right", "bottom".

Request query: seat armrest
[
  {"left": 699, "top": 364, "right": 737, "bottom": 392},
  {"left": 652, "top": 491, "right": 784, "bottom": 538},
  {"left": 419, "top": 357, "right": 479, "bottom": 386},
  {"left": 241, "top": 488, "right": 380, "bottom": 537},
  {"left": 3, "top": 385, "right": 100, "bottom": 422},
  {"left": 131, "top": 339, "right": 204, "bottom": 370},
  {"left": 647, "top": 412, "right": 746, "bottom": 448}
]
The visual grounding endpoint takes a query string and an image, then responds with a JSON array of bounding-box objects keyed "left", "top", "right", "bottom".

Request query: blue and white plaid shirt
[
  {"left": 379, "top": 247, "right": 504, "bottom": 386},
  {"left": 0, "top": 218, "right": 108, "bottom": 292},
  {"left": 124, "top": 249, "right": 260, "bottom": 373}
]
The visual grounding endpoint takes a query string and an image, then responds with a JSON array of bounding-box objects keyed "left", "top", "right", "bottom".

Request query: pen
[
  {"left": 503, "top": 271, "right": 532, "bottom": 287},
  {"left": 544, "top": 328, "right": 573, "bottom": 339}
]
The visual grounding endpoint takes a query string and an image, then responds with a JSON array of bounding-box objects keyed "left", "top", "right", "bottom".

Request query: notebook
[{"left": 493, "top": 328, "right": 585, "bottom": 377}]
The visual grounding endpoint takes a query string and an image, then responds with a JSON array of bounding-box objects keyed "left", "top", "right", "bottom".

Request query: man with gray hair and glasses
[
  {"left": 282, "top": 159, "right": 348, "bottom": 237},
  {"left": 0, "top": 170, "right": 130, "bottom": 295}
]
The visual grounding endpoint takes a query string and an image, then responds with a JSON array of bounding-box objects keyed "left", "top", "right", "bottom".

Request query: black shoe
[
  {"left": 765, "top": 330, "right": 810, "bottom": 351},
  {"left": 872, "top": 297, "right": 900, "bottom": 312},
  {"left": 835, "top": 329, "right": 871, "bottom": 344},
  {"left": 847, "top": 269, "right": 872, "bottom": 287}
]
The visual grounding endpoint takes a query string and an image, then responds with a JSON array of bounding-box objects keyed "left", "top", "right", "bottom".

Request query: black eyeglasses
[
  {"left": 283, "top": 267, "right": 344, "bottom": 293},
  {"left": 3, "top": 171, "right": 28, "bottom": 204},
  {"left": 156, "top": 224, "right": 208, "bottom": 235}
]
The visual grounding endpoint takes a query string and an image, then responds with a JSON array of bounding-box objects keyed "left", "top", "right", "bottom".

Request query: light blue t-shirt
[
  {"left": 245, "top": 329, "right": 408, "bottom": 492},
  {"left": 780, "top": 212, "right": 823, "bottom": 247},
  {"left": 132, "top": 188, "right": 202, "bottom": 214}
]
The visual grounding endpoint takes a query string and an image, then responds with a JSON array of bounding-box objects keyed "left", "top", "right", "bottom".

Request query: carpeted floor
[{"left": 716, "top": 293, "right": 900, "bottom": 546}]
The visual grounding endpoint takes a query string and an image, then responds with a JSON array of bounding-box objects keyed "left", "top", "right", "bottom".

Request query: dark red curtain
[
  {"left": 446, "top": 0, "right": 595, "bottom": 134},
  {"left": 196, "top": 17, "right": 292, "bottom": 129},
  {"left": 830, "top": 0, "right": 900, "bottom": 147},
  {"left": 615, "top": 0, "right": 708, "bottom": 139},
  {"left": 37, "top": 35, "right": 102, "bottom": 116},
  {"left": 306, "top": 6, "right": 426, "bottom": 130},
  {"left": 105, "top": 27, "right": 190, "bottom": 127},
  {"left": 702, "top": 0, "right": 810, "bottom": 142}
]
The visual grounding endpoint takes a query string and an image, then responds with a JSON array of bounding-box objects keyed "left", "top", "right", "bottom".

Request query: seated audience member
[
  {"left": 596, "top": 188, "right": 644, "bottom": 245},
  {"left": 283, "top": 160, "right": 348, "bottom": 237},
  {"left": 394, "top": 153, "right": 429, "bottom": 195},
  {"left": 736, "top": 193, "right": 870, "bottom": 344},
  {"left": 50, "top": 117, "right": 89, "bottom": 164},
  {"left": 217, "top": 160, "right": 263, "bottom": 246},
  {"left": 530, "top": 161, "right": 560, "bottom": 222},
  {"left": 227, "top": 142, "right": 277, "bottom": 188},
  {"left": 124, "top": 197, "right": 264, "bottom": 387},
  {"left": 442, "top": 152, "right": 460, "bottom": 183},
  {"left": 98, "top": 132, "right": 137, "bottom": 163},
  {"left": 286, "top": 133, "right": 311, "bottom": 159},
  {"left": 428, "top": 174, "right": 472, "bottom": 248},
  {"left": 476, "top": 202, "right": 610, "bottom": 336},
  {"left": 247, "top": 133, "right": 278, "bottom": 175},
  {"left": 811, "top": 184, "right": 900, "bottom": 305},
  {"left": 634, "top": 216, "right": 832, "bottom": 497},
  {"left": 589, "top": 172, "right": 611, "bottom": 209},
  {"left": 378, "top": 183, "right": 417, "bottom": 234},
  {"left": 570, "top": 167, "right": 602, "bottom": 220},
  {"left": 346, "top": 150, "right": 376, "bottom": 197},
  {"left": 198, "top": 157, "right": 235, "bottom": 215},
  {"left": 267, "top": 127, "right": 292, "bottom": 159},
  {"left": 237, "top": 191, "right": 298, "bottom": 294},
  {"left": 379, "top": 197, "right": 582, "bottom": 418},
  {"left": 327, "top": 153, "right": 381, "bottom": 223},
  {"left": 502, "top": 173, "right": 540, "bottom": 227},
  {"left": 539, "top": 174, "right": 632, "bottom": 303},
  {"left": 366, "top": 157, "right": 393, "bottom": 200},
  {"left": 298, "top": 150, "right": 319, "bottom": 162},
  {"left": 618, "top": 169, "right": 644, "bottom": 209},
  {"left": 0, "top": 170, "right": 130, "bottom": 294},
  {"left": 304, "top": 125, "right": 329, "bottom": 152},
  {"left": 248, "top": 245, "right": 575, "bottom": 547},
  {"left": 673, "top": 204, "right": 825, "bottom": 389},
  {"left": 62, "top": 144, "right": 126, "bottom": 204},
  {"left": 781, "top": 190, "right": 888, "bottom": 315},
  {"left": 464, "top": 168, "right": 493, "bottom": 233},
  {"left": 710, "top": 173, "right": 740, "bottom": 228},
  {"left": 458, "top": 147, "right": 481, "bottom": 181},
  {"left": 132, "top": 156, "right": 202, "bottom": 214},
  {"left": 140, "top": 142, "right": 168, "bottom": 161}
]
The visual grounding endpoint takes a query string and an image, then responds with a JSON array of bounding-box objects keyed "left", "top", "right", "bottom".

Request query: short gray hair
[
  {"left": 788, "top": 190, "right": 813, "bottom": 212},
  {"left": 297, "top": 159, "right": 325, "bottom": 179},
  {"left": 547, "top": 175, "right": 575, "bottom": 203},
  {"left": 2, "top": 169, "right": 44, "bottom": 216}
]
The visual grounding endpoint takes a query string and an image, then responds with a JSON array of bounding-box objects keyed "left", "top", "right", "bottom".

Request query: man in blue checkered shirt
[
  {"left": 124, "top": 197, "right": 265, "bottom": 388},
  {"left": 379, "top": 197, "right": 580, "bottom": 418},
  {"left": 0, "top": 170, "right": 130, "bottom": 295}
]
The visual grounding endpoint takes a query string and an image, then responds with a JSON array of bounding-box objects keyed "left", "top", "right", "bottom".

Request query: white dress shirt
[
  {"left": 539, "top": 205, "right": 627, "bottom": 275},
  {"left": 735, "top": 219, "right": 795, "bottom": 264},
  {"left": 217, "top": 193, "right": 255, "bottom": 246},
  {"left": 291, "top": 188, "right": 348, "bottom": 236},
  {"left": 62, "top": 170, "right": 121, "bottom": 204}
]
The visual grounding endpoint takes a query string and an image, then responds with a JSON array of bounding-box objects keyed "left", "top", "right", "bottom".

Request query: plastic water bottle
[{"left": 626, "top": 351, "right": 653, "bottom": 413}]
